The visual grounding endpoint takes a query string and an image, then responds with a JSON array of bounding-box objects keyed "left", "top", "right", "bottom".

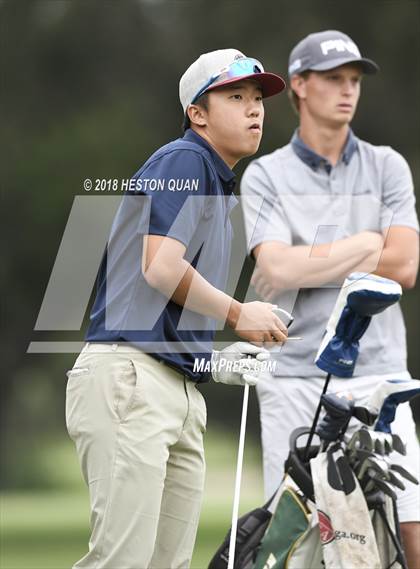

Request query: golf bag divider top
[
  {"left": 252, "top": 475, "right": 322, "bottom": 569},
  {"left": 284, "top": 427, "right": 318, "bottom": 502},
  {"left": 208, "top": 494, "right": 276, "bottom": 569}
]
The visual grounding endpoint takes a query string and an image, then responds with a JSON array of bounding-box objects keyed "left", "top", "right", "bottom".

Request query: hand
[
  {"left": 357, "top": 231, "right": 384, "bottom": 255},
  {"left": 251, "top": 266, "right": 279, "bottom": 301},
  {"left": 354, "top": 231, "right": 385, "bottom": 275},
  {"left": 233, "top": 302, "right": 288, "bottom": 345},
  {"left": 211, "top": 342, "right": 270, "bottom": 386}
]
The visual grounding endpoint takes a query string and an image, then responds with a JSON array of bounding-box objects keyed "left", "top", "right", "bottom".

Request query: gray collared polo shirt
[{"left": 241, "top": 129, "right": 419, "bottom": 378}]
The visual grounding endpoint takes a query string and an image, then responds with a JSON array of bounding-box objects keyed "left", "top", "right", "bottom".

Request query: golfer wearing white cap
[
  {"left": 241, "top": 30, "right": 419, "bottom": 568},
  {"left": 66, "top": 49, "right": 287, "bottom": 569}
]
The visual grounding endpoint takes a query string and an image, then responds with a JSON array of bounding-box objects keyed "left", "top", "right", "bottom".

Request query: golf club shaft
[
  {"left": 303, "top": 373, "right": 332, "bottom": 461},
  {"left": 376, "top": 505, "right": 409, "bottom": 569},
  {"left": 227, "top": 383, "right": 250, "bottom": 569}
]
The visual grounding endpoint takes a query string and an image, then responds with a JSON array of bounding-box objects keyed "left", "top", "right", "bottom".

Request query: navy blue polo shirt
[{"left": 86, "top": 129, "right": 238, "bottom": 382}]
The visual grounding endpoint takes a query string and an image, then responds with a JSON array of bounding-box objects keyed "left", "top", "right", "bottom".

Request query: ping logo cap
[{"left": 288, "top": 30, "right": 379, "bottom": 77}]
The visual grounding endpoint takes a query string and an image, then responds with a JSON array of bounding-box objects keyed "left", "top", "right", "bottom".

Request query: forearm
[
  {"left": 151, "top": 259, "right": 240, "bottom": 325},
  {"left": 257, "top": 233, "right": 381, "bottom": 289},
  {"left": 363, "top": 245, "right": 418, "bottom": 289}
]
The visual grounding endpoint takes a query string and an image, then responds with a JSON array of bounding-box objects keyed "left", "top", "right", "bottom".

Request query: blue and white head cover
[
  {"left": 368, "top": 379, "right": 420, "bottom": 433},
  {"left": 315, "top": 273, "right": 402, "bottom": 377}
]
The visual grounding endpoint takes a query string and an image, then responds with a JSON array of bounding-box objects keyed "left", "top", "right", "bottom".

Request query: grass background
[{"left": 1, "top": 430, "right": 264, "bottom": 569}]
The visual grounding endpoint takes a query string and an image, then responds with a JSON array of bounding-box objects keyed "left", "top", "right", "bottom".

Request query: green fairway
[{"left": 1, "top": 431, "right": 264, "bottom": 569}]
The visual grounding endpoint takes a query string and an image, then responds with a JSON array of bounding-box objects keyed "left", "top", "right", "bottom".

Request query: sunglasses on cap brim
[{"left": 191, "top": 57, "right": 264, "bottom": 104}]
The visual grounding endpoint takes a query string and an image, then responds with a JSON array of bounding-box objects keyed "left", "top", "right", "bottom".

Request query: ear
[
  {"left": 187, "top": 104, "right": 207, "bottom": 127},
  {"left": 290, "top": 74, "right": 307, "bottom": 100}
]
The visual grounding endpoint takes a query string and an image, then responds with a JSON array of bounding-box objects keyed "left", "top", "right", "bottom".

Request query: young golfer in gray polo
[
  {"left": 66, "top": 49, "right": 288, "bottom": 568},
  {"left": 241, "top": 31, "right": 419, "bottom": 568}
]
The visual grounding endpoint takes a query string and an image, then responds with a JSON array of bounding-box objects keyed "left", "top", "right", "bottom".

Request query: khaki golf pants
[{"left": 66, "top": 343, "right": 207, "bottom": 569}]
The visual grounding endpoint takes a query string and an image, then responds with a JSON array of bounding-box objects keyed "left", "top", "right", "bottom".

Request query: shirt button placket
[{"left": 330, "top": 165, "right": 346, "bottom": 218}]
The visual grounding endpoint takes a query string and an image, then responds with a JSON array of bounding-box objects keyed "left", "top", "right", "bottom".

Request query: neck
[
  {"left": 299, "top": 118, "right": 349, "bottom": 166},
  {"left": 190, "top": 126, "right": 238, "bottom": 169}
]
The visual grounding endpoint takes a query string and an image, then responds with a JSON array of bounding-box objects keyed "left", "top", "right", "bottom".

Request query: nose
[
  {"left": 248, "top": 102, "right": 261, "bottom": 117},
  {"left": 342, "top": 79, "right": 357, "bottom": 97}
]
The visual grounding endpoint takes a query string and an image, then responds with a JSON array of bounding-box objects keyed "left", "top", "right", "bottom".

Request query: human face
[
  {"left": 198, "top": 80, "right": 264, "bottom": 168},
  {"left": 296, "top": 64, "right": 362, "bottom": 127}
]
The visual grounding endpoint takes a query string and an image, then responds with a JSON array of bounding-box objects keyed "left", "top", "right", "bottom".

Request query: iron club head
[
  {"left": 357, "top": 456, "right": 390, "bottom": 480},
  {"left": 387, "top": 470, "right": 406, "bottom": 491},
  {"left": 390, "top": 464, "right": 419, "bottom": 485},
  {"left": 391, "top": 434, "right": 407, "bottom": 456},
  {"left": 365, "top": 475, "right": 398, "bottom": 501}
]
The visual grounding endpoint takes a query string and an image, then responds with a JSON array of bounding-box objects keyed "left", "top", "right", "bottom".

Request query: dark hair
[
  {"left": 182, "top": 92, "right": 210, "bottom": 132},
  {"left": 288, "top": 70, "right": 312, "bottom": 115}
]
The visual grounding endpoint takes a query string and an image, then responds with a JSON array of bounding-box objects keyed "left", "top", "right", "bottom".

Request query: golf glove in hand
[{"left": 212, "top": 342, "right": 270, "bottom": 386}]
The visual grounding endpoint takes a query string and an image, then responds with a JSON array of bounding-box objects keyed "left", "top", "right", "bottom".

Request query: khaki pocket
[
  {"left": 195, "top": 386, "right": 207, "bottom": 434},
  {"left": 66, "top": 366, "right": 90, "bottom": 384},
  {"left": 115, "top": 360, "right": 139, "bottom": 422},
  {"left": 65, "top": 366, "right": 91, "bottom": 439}
]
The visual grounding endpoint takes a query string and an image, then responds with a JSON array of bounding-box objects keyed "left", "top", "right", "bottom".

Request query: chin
[
  {"left": 329, "top": 115, "right": 352, "bottom": 128},
  {"left": 246, "top": 141, "right": 262, "bottom": 156},
  {"left": 336, "top": 109, "right": 354, "bottom": 120}
]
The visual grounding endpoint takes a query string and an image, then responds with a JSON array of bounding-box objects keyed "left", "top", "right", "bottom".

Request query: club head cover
[
  {"left": 368, "top": 379, "right": 420, "bottom": 433},
  {"left": 352, "top": 405, "right": 378, "bottom": 426},
  {"left": 315, "top": 273, "right": 402, "bottom": 377},
  {"left": 316, "top": 393, "right": 355, "bottom": 441}
]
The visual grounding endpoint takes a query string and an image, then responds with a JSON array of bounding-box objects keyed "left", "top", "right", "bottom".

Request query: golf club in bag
[{"left": 209, "top": 273, "right": 419, "bottom": 569}]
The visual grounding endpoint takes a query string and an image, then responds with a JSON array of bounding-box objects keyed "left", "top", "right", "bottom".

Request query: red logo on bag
[{"left": 318, "top": 510, "right": 335, "bottom": 544}]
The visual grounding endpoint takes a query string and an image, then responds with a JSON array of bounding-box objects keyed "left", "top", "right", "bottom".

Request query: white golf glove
[{"left": 211, "top": 342, "right": 270, "bottom": 387}]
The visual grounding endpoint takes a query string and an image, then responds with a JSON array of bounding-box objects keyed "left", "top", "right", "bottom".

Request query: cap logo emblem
[
  {"left": 289, "top": 58, "right": 301, "bottom": 74},
  {"left": 320, "top": 39, "right": 361, "bottom": 58}
]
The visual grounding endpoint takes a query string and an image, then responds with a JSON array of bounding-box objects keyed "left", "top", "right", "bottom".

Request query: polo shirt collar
[
  {"left": 291, "top": 128, "right": 358, "bottom": 171},
  {"left": 183, "top": 129, "right": 236, "bottom": 191}
]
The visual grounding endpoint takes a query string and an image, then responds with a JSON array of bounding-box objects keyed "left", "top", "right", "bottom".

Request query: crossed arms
[{"left": 251, "top": 226, "right": 419, "bottom": 301}]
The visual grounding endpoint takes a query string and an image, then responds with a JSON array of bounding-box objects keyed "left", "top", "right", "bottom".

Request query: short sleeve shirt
[
  {"left": 87, "top": 129, "right": 238, "bottom": 382},
  {"left": 241, "top": 129, "right": 419, "bottom": 377}
]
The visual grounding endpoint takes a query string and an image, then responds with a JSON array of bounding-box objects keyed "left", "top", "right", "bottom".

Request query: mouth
[
  {"left": 249, "top": 123, "right": 262, "bottom": 133},
  {"left": 337, "top": 103, "right": 353, "bottom": 112}
]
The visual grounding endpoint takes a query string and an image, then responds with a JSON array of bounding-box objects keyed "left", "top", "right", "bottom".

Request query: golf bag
[
  {"left": 252, "top": 475, "right": 322, "bottom": 569},
  {"left": 208, "top": 500, "right": 273, "bottom": 569},
  {"left": 208, "top": 273, "right": 418, "bottom": 569}
]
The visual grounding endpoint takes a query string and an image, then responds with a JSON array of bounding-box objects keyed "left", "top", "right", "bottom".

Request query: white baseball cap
[{"left": 179, "top": 48, "right": 286, "bottom": 114}]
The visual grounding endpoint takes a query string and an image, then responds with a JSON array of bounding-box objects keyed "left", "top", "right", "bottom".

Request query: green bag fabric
[{"left": 253, "top": 487, "right": 310, "bottom": 569}]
